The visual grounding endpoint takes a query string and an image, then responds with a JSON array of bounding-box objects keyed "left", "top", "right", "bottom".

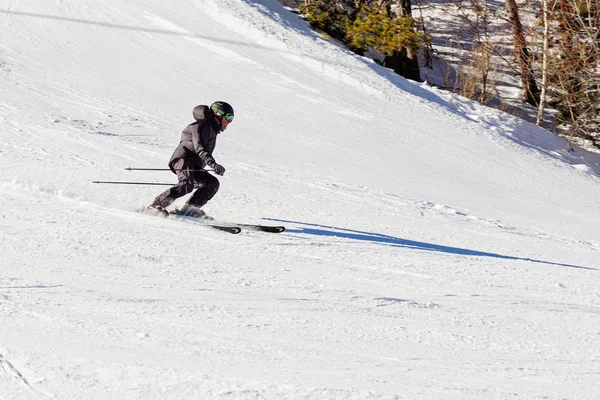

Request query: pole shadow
[{"left": 265, "top": 218, "right": 596, "bottom": 271}]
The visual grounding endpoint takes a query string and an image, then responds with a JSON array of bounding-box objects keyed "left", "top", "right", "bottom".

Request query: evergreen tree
[{"left": 345, "top": 3, "right": 425, "bottom": 80}]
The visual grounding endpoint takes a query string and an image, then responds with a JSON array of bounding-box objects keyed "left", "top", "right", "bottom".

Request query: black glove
[{"left": 213, "top": 163, "right": 226, "bottom": 176}]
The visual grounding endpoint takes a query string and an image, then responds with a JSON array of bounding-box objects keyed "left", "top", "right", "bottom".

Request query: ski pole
[
  {"left": 92, "top": 181, "right": 174, "bottom": 186},
  {"left": 125, "top": 167, "right": 215, "bottom": 172},
  {"left": 125, "top": 167, "right": 170, "bottom": 171}
]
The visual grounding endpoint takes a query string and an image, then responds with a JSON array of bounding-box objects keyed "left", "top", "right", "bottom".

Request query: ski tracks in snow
[{"left": 0, "top": 351, "right": 54, "bottom": 399}]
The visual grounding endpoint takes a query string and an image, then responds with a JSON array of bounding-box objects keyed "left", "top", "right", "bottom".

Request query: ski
[
  {"left": 139, "top": 206, "right": 284, "bottom": 234},
  {"left": 199, "top": 224, "right": 242, "bottom": 234},
  {"left": 138, "top": 206, "right": 242, "bottom": 234},
  {"left": 165, "top": 213, "right": 243, "bottom": 234},
  {"left": 216, "top": 222, "right": 285, "bottom": 233},
  {"left": 168, "top": 209, "right": 285, "bottom": 233}
]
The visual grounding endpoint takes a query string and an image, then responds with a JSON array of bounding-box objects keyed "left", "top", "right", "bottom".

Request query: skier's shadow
[{"left": 265, "top": 218, "right": 595, "bottom": 271}]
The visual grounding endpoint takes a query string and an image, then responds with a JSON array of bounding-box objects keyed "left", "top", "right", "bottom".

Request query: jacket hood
[
  {"left": 192, "top": 104, "right": 223, "bottom": 132},
  {"left": 192, "top": 105, "right": 209, "bottom": 121}
]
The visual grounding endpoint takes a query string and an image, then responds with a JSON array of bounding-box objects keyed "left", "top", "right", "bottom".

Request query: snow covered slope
[{"left": 1, "top": 0, "right": 600, "bottom": 398}]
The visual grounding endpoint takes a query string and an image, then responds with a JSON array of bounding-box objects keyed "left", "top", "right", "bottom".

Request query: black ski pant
[{"left": 152, "top": 158, "right": 219, "bottom": 209}]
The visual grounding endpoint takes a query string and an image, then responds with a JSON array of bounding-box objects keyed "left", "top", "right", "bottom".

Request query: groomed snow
[{"left": 1, "top": 0, "right": 600, "bottom": 398}]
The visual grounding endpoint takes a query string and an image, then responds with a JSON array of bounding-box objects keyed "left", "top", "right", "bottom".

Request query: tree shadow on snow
[{"left": 266, "top": 218, "right": 596, "bottom": 271}]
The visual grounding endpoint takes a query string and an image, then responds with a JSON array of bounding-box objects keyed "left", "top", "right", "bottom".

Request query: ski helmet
[{"left": 210, "top": 101, "right": 234, "bottom": 122}]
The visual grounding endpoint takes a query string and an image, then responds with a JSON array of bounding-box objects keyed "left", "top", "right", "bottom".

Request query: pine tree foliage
[
  {"left": 299, "top": 0, "right": 348, "bottom": 40},
  {"left": 298, "top": 1, "right": 425, "bottom": 79},
  {"left": 345, "top": 5, "right": 425, "bottom": 56}
]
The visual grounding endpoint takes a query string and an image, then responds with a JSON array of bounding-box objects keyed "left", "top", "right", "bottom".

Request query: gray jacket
[{"left": 168, "top": 105, "right": 220, "bottom": 172}]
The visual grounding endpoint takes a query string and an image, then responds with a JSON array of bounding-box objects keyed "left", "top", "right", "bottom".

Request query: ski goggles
[{"left": 223, "top": 113, "right": 234, "bottom": 122}]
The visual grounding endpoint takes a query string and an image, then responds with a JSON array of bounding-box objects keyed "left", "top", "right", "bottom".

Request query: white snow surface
[{"left": 1, "top": 1, "right": 600, "bottom": 399}]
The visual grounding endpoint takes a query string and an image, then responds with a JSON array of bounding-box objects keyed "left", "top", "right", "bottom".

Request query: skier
[{"left": 148, "top": 101, "right": 234, "bottom": 218}]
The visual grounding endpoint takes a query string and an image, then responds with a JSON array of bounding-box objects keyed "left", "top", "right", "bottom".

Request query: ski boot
[
  {"left": 178, "top": 205, "right": 213, "bottom": 220},
  {"left": 146, "top": 204, "right": 169, "bottom": 217}
]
